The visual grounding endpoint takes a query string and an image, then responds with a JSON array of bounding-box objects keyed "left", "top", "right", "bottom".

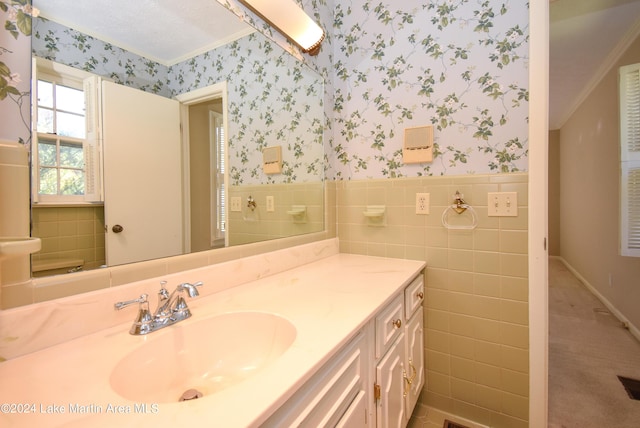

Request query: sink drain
[{"left": 179, "top": 388, "right": 203, "bottom": 401}]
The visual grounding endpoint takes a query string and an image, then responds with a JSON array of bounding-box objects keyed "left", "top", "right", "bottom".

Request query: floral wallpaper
[
  {"left": 326, "top": 0, "right": 529, "bottom": 179},
  {"left": 168, "top": 33, "right": 324, "bottom": 186},
  {"left": 32, "top": 20, "right": 172, "bottom": 97},
  {"left": 0, "top": 0, "right": 36, "bottom": 145},
  {"left": 1, "top": 0, "right": 530, "bottom": 182},
  {"left": 31, "top": 17, "right": 324, "bottom": 186}
]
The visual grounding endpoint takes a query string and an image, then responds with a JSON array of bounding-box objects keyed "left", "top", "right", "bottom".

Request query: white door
[{"left": 102, "top": 81, "right": 183, "bottom": 266}]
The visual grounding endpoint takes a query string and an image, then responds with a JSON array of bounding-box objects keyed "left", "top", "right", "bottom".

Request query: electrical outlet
[
  {"left": 266, "top": 195, "right": 275, "bottom": 212},
  {"left": 487, "top": 192, "right": 518, "bottom": 216},
  {"left": 230, "top": 196, "right": 242, "bottom": 212},
  {"left": 416, "top": 193, "right": 430, "bottom": 215}
]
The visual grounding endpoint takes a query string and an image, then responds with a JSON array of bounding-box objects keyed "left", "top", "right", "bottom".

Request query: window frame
[{"left": 32, "top": 58, "right": 103, "bottom": 205}]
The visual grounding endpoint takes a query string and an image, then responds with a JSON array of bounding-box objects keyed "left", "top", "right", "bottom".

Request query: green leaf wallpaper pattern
[
  {"left": 5, "top": 0, "right": 530, "bottom": 182},
  {"left": 31, "top": 19, "right": 324, "bottom": 187},
  {"left": 326, "top": 0, "right": 529, "bottom": 179}
]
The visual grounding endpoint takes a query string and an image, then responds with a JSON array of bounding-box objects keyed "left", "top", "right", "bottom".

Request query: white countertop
[{"left": 0, "top": 253, "right": 424, "bottom": 428}]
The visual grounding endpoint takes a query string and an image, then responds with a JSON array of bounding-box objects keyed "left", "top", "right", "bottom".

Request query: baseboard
[
  {"left": 424, "top": 406, "right": 490, "bottom": 428},
  {"left": 552, "top": 256, "right": 640, "bottom": 343}
]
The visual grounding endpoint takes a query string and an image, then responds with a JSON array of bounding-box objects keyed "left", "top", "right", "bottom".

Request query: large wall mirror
[{"left": 28, "top": 1, "right": 325, "bottom": 280}]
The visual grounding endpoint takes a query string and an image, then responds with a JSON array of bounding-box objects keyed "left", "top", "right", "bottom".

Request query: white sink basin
[{"left": 110, "top": 311, "right": 296, "bottom": 403}]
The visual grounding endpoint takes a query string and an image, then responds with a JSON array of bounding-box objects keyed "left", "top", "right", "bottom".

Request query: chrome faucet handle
[
  {"left": 114, "top": 294, "right": 153, "bottom": 335},
  {"left": 157, "top": 280, "right": 170, "bottom": 307},
  {"left": 114, "top": 294, "right": 148, "bottom": 310},
  {"left": 158, "top": 280, "right": 169, "bottom": 297}
]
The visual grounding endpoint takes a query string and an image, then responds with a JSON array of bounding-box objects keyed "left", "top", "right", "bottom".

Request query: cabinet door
[
  {"left": 404, "top": 306, "right": 424, "bottom": 418},
  {"left": 376, "top": 333, "right": 406, "bottom": 428}
]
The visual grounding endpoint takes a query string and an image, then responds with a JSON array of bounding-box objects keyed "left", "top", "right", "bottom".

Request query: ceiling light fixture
[{"left": 237, "top": 0, "right": 325, "bottom": 56}]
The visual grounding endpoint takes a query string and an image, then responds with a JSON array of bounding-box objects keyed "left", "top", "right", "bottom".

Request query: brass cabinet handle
[
  {"left": 417, "top": 291, "right": 424, "bottom": 299},
  {"left": 392, "top": 319, "right": 402, "bottom": 329},
  {"left": 112, "top": 224, "right": 124, "bottom": 233},
  {"left": 403, "top": 359, "right": 417, "bottom": 397}
]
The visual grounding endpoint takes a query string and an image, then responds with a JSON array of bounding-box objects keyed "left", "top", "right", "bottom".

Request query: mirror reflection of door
[{"left": 102, "top": 81, "right": 184, "bottom": 266}]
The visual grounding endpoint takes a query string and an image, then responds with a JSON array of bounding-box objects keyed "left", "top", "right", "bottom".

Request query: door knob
[{"left": 112, "top": 224, "right": 124, "bottom": 233}]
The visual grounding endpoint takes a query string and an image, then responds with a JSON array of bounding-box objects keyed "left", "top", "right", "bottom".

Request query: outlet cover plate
[
  {"left": 416, "top": 193, "right": 430, "bottom": 215},
  {"left": 266, "top": 196, "right": 275, "bottom": 212}
]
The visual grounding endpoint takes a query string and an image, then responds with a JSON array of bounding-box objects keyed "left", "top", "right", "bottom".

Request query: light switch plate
[
  {"left": 487, "top": 192, "right": 518, "bottom": 216},
  {"left": 230, "top": 197, "right": 242, "bottom": 212},
  {"left": 266, "top": 196, "right": 275, "bottom": 212}
]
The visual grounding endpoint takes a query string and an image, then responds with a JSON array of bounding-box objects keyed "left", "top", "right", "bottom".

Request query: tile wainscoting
[{"left": 336, "top": 173, "right": 530, "bottom": 428}]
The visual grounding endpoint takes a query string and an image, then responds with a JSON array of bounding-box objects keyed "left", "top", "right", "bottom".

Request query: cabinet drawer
[
  {"left": 375, "top": 294, "right": 404, "bottom": 359},
  {"left": 335, "top": 390, "right": 366, "bottom": 428},
  {"left": 262, "top": 330, "right": 367, "bottom": 427},
  {"left": 404, "top": 274, "right": 424, "bottom": 319}
]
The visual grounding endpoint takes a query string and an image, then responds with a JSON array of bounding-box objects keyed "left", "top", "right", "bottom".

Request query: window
[
  {"left": 36, "top": 136, "right": 85, "bottom": 196},
  {"left": 32, "top": 59, "right": 102, "bottom": 204},
  {"left": 619, "top": 63, "right": 640, "bottom": 256},
  {"left": 36, "top": 80, "right": 86, "bottom": 138},
  {"left": 211, "top": 112, "right": 226, "bottom": 244}
]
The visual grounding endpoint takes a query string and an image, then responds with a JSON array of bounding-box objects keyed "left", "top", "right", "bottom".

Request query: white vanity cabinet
[
  {"left": 261, "top": 271, "right": 425, "bottom": 428},
  {"left": 374, "top": 274, "right": 425, "bottom": 428}
]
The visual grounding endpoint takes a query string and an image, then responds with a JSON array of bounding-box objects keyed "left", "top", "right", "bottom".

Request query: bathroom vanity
[{"left": 0, "top": 244, "right": 425, "bottom": 427}]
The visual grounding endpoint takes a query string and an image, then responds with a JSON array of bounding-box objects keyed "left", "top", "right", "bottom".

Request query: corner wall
[{"left": 559, "top": 34, "right": 640, "bottom": 333}]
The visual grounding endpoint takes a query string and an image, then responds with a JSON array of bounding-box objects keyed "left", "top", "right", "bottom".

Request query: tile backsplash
[
  {"left": 336, "top": 173, "right": 529, "bottom": 428},
  {"left": 31, "top": 205, "right": 106, "bottom": 272}
]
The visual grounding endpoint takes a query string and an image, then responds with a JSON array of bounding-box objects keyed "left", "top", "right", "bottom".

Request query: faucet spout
[
  {"left": 153, "top": 281, "right": 203, "bottom": 319},
  {"left": 178, "top": 281, "right": 202, "bottom": 298}
]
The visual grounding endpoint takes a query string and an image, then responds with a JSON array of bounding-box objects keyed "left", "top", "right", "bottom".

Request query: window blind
[{"left": 619, "top": 63, "right": 640, "bottom": 256}]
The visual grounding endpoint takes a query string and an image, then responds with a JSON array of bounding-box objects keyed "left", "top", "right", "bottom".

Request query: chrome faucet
[{"left": 114, "top": 281, "right": 203, "bottom": 335}]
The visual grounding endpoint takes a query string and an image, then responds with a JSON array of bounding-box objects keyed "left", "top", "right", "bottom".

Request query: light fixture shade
[{"left": 238, "top": 0, "right": 325, "bottom": 55}]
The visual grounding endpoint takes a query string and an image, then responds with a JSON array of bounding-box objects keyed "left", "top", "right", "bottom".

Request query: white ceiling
[
  {"left": 550, "top": 0, "right": 640, "bottom": 129},
  {"left": 34, "top": 0, "right": 254, "bottom": 66}
]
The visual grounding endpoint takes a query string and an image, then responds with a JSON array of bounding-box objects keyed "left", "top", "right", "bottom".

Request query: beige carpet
[{"left": 549, "top": 258, "right": 640, "bottom": 427}]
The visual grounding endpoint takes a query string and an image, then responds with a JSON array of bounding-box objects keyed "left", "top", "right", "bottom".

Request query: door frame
[
  {"left": 528, "top": 2, "right": 549, "bottom": 426},
  {"left": 175, "top": 81, "right": 230, "bottom": 249}
]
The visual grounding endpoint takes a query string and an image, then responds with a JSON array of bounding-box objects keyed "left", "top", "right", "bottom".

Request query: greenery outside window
[{"left": 37, "top": 136, "right": 85, "bottom": 196}]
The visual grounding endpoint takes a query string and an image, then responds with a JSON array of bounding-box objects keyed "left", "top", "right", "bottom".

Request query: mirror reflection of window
[
  {"left": 213, "top": 112, "right": 226, "bottom": 243},
  {"left": 32, "top": 59, "right": 102, "bottom": 204},
  {"left": 36, "top": 138, "right": 85, "bottom": 195},
  {"left": 35, "top": 80, "right": 86, "bottom": 197},
  {"left": 36, "top": 80, "right": 86, "bottom": 138}
]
